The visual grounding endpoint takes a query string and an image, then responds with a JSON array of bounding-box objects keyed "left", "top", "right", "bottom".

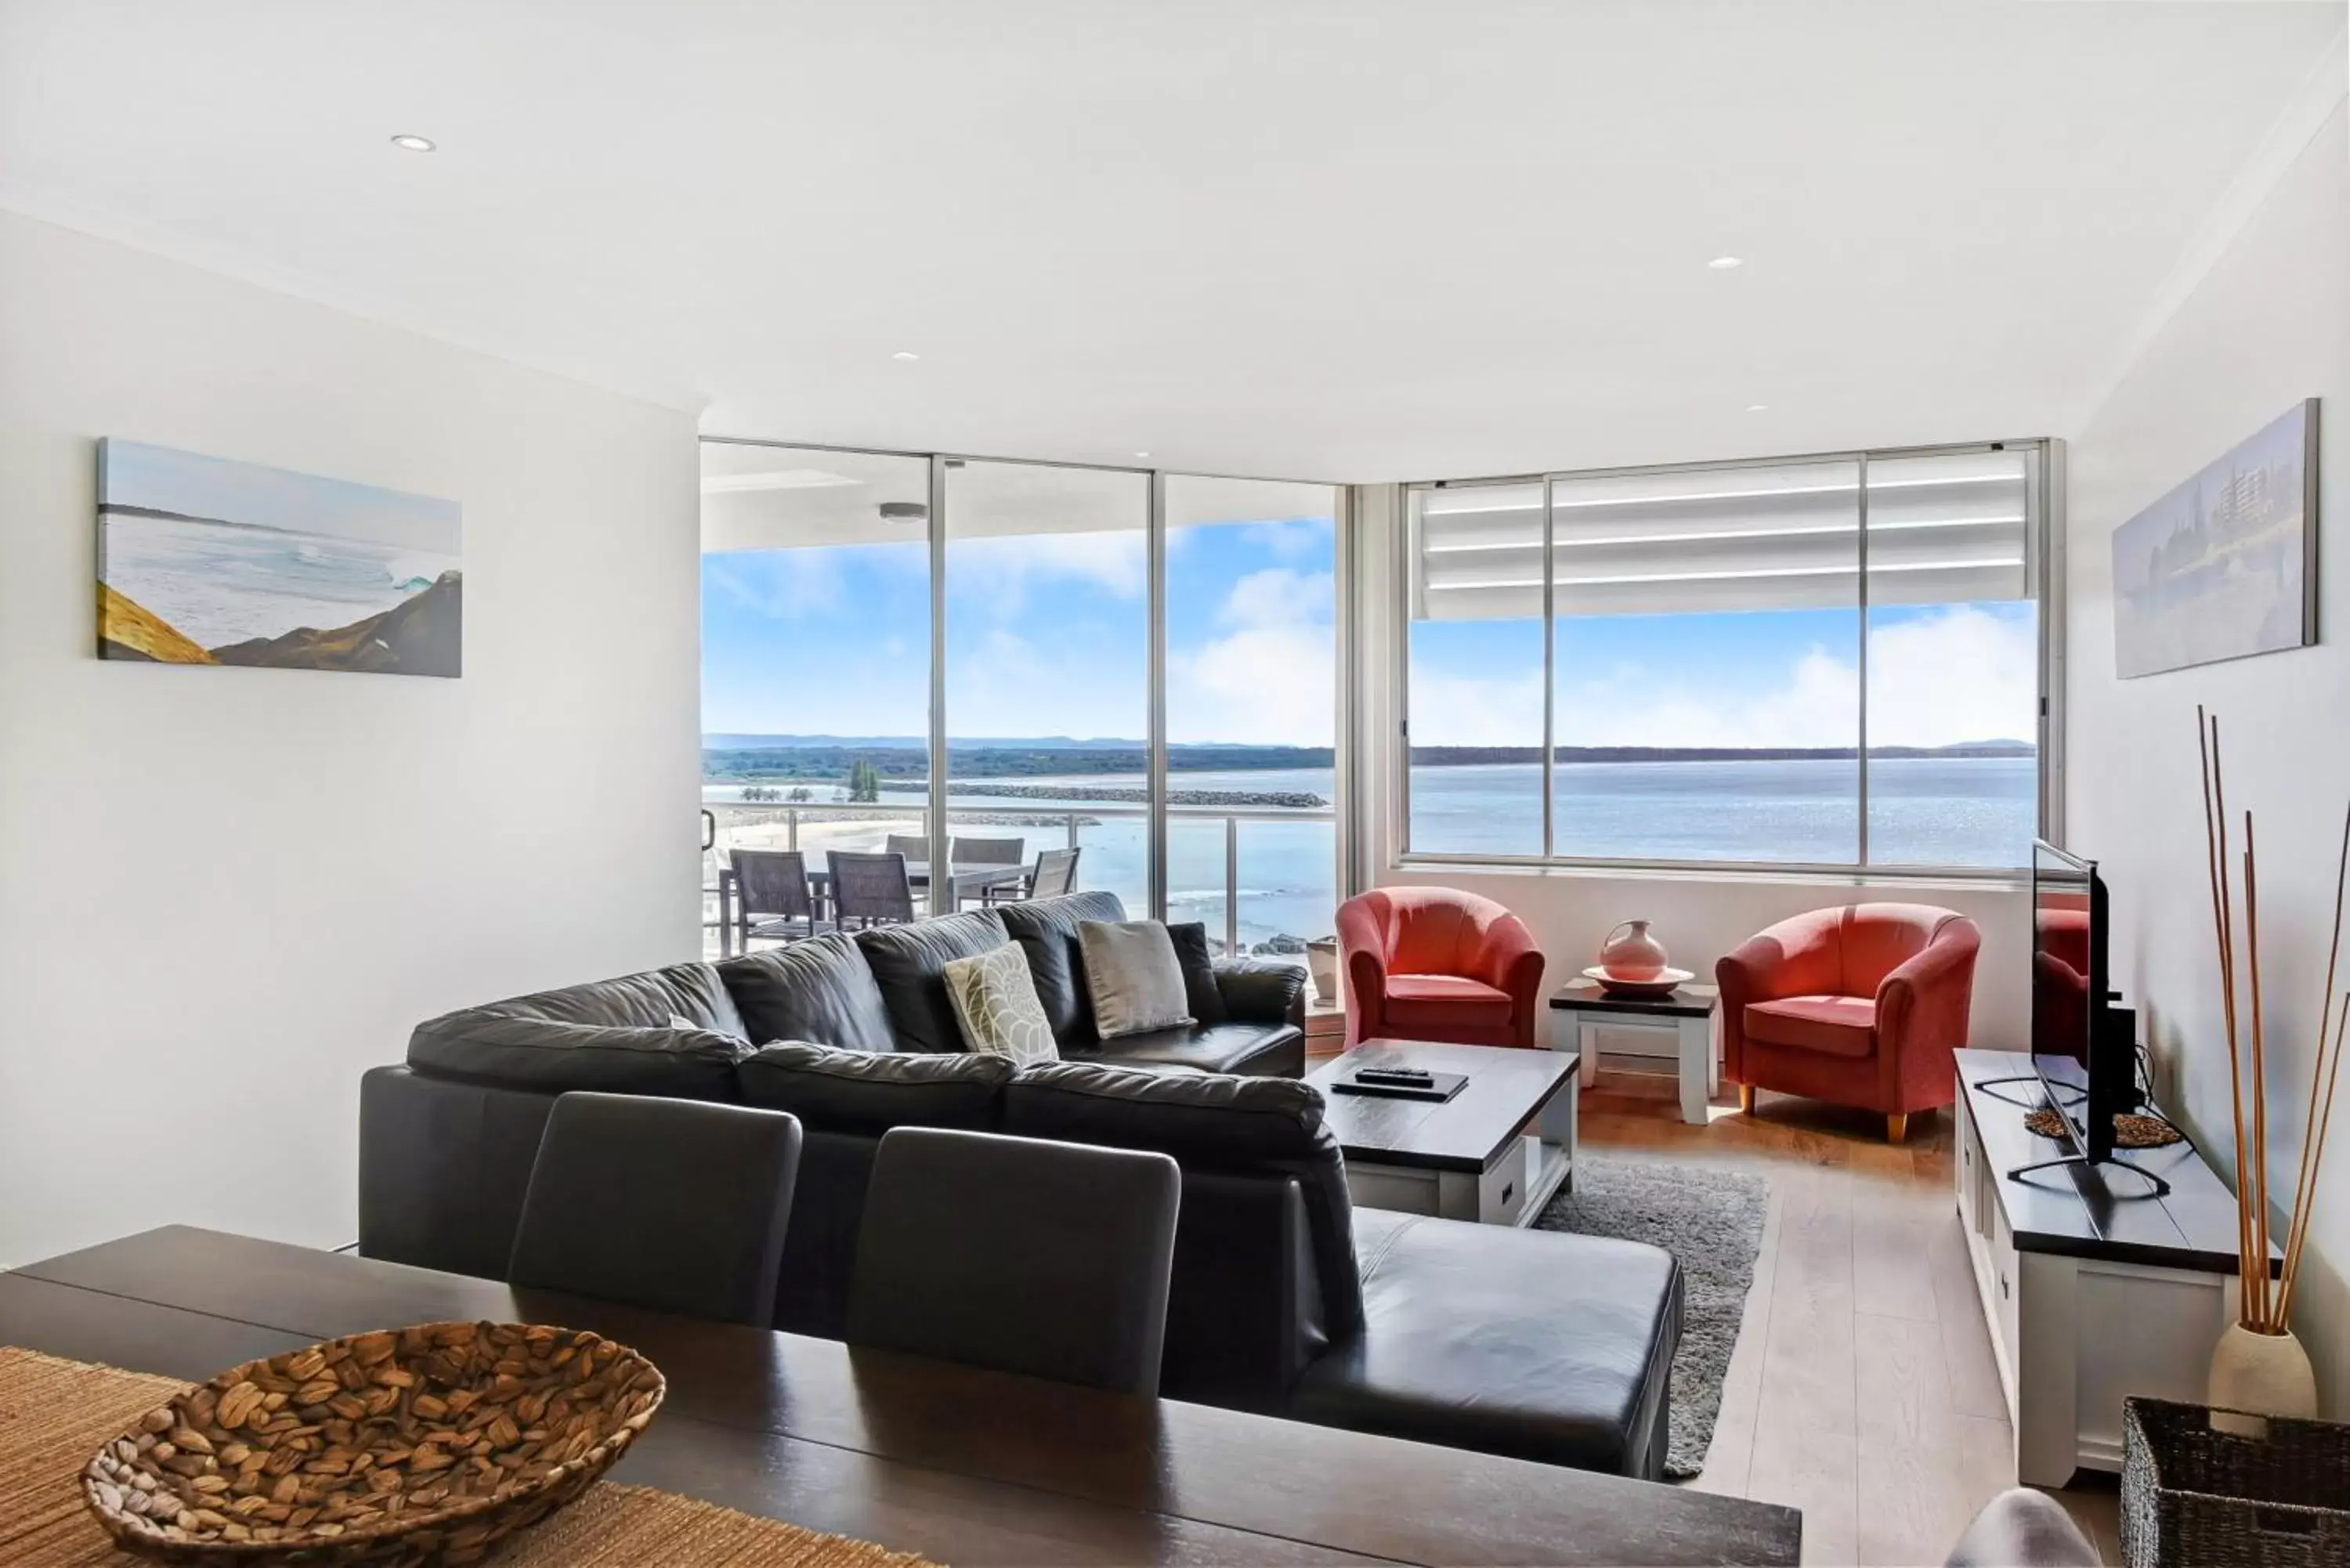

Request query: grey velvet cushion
[
  {"left": 999, "top": 891, "right": 1130, "bottom": 1045},
  {"left": 737, "top": 1040, "right": 1014, "bottom": 1134},
  {"left": 1078, "top": 919, "right": 1194, "bottom": 1039}
]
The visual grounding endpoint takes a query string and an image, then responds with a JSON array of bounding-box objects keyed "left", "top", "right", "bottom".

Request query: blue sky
[
  {"left": 101, "top": 439, "right": 460, "bottom": 553},
  {"left": 702, "top": 517, "right": 1336, "bottom": 744},
  {"left": 704, "top": 522, "right": 2034, "bottom": 749}
]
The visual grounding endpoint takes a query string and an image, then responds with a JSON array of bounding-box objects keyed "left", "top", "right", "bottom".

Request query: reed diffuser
[{"left": 2196, "top": 706, "right": 2347, "bottom": 1429}]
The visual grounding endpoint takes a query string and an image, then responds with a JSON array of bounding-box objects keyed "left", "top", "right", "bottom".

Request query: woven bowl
[{"left": 81, "top": 1321, "right": 664, "bottom": 1566}]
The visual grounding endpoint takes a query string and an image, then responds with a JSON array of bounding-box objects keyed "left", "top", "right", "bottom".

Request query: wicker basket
[
  {"left": 81, "top": 1321, "right": 664, "bottom": 1566},
  {"left": 2121, "top": 1396, "right": 2350, "bottom": 1568}
]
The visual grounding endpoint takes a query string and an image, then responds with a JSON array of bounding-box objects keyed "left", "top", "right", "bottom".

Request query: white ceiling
[{"left": 2, "top": 1, "right": 2341, "bottom": 482}]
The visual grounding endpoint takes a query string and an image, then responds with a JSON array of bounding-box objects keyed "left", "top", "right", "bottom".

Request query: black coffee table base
[{"left": 1307, "top": 1039, "right": 1579, "bottom": 1227}]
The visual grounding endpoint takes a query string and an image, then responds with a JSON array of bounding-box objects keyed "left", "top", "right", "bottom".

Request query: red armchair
[
  {"left": 1716, "top": 902, "right": 1979, "bottom": 1142},
  {"left": 1336, "top": 887, "right": 1545, "bottom": 1050}
]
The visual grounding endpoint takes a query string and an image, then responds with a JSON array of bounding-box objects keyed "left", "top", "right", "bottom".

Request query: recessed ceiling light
[
  {"left": 1134, "top": 451, "right": 1151, "bottom": 459},
  {"left": 1708, "top": 255, "right": 1744, "bottom": 270},
  {"left": 1746, "top": 403, "right": 1770, "bottom": 413},
  {"left": 389, "top": 134, "right": 436, "bottom": 153},
  {"left": 892, "top": 351, "right": 920, "bottom": 361}
]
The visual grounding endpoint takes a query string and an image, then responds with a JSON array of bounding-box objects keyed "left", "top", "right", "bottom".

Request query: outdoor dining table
[{"left": 716, "top": 859, "right": 1032, "bottom": 953}]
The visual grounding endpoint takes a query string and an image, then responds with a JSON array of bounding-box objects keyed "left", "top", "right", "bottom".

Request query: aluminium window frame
[{"left": 1392, "top": 437, "right": 2060, "bottom": 880}]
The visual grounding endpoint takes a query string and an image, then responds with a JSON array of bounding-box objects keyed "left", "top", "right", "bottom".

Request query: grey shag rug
[{"left": 1534, "top": 1155, "right": 1767, "bottom": 1479}]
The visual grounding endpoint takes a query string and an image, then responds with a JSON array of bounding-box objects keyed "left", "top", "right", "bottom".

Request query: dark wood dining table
[{"left": 2, "top": 1227, "right": 1800, "bottom": 1566}]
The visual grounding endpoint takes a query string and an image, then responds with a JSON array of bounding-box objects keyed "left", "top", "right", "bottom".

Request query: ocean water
[
  {"left": 709, "top": 755, "right": 2035, "bottom": 952},
  {"left": 99, "top": 514, "right": 454, "bottom": 649}
]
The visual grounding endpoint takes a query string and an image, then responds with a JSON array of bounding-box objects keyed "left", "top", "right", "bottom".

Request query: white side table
[{"left": 1546, "top": 980, "right": 1720, "bottom": 1125}]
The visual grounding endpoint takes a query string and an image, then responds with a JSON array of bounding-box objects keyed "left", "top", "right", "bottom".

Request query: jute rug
[
  {"left": 0, "top": 1347, "right": 938, "bottom": 1566},
  {"left": 1533, "top": 1154, "right": 1768, "bottom": 1481}
]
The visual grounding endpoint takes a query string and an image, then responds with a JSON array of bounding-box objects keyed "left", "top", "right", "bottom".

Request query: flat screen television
[{"left": 2028, "top": 839, "right": 2136, "bottom": 1169}]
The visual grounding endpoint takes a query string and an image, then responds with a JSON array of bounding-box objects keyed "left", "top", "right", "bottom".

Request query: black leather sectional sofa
[{"left": 359, "top": 892, "right": 1683, "bottom": 1479}]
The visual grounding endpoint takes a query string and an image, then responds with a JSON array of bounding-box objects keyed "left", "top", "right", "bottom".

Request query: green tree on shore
[{"left": 848, "top": 758, "right": 881, "bottom": 804}]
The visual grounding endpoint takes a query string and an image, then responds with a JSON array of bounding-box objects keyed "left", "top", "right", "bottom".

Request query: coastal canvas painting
[
  {"left": 96, "top": 439, "right": 462, "bottom": 677},
  {"left": 2112, "top": 400, "right": 2317, "bottom": 679}
]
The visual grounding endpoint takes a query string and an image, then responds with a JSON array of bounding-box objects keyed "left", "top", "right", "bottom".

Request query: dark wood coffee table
[{"left": 1305, "top": 1039, "right": 1578, "bottom": 1227}]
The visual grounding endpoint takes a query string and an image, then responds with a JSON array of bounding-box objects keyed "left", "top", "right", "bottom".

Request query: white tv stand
[{"left": 1950, "top": 1050, "right": 2278, "bottom": 1484}]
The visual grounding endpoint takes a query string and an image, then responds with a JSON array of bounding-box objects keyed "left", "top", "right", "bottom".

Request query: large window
[
  {"left": 701, "top": 442, "right": 1344, "bottom": 958},
  {"left": 1400, "top": 444, "right": 2044, "bottom": 871}
]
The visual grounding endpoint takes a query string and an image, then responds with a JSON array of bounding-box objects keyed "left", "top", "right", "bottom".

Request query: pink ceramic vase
[{"left": 1599, "top": 919, "right": 1669, "bottom": 981}]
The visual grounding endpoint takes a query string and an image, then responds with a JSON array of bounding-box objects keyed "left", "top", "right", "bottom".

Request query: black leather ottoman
[{"left": 1285, "top": 1207, "right": 1682, "bottom": 1478}]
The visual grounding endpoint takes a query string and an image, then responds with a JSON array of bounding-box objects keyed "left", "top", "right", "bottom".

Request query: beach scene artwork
[
  {"left": 97, "top": 439, "right": 462, "bottom": 677},
  {"left": 2112, "top": 399, "right": 2317, "bottom": 679}
]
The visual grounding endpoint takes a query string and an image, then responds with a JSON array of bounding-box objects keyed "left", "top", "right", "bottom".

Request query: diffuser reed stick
[
  {"left": 2193, "top": 706, "right": 2350, "bottom": 1334},
  {"left": 2197, "top": 706, "right": 2257, "bottom": 1295}
]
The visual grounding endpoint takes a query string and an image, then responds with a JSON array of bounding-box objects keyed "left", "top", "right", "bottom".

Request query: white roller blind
[{"left": 1410, "top": 450, "right": 2030, "bottom": 620}]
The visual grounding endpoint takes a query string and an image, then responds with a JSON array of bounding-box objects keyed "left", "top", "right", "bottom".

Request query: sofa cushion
[
  {"left": 1003, "top": 1062, "right": 1361, "bottom": 1338},
  {"left": 407, "top": 1011, "right": 750, "bottom": 1099},
  {"left": 854, "top": 908, "right": 1010, "bottom": 1053},
  {"left": 1079, "top": 919, "right": 1195, "bottom": 1039},
  {"left": 465, "top": 963, "right": 747, "bottom": 1036},
  {"left": 1074, "top": 1021, "right": 1304, "bottom": 1078},
  {"left": 1746, "top": 994, "right": 1877, "bottom": 1058},
  {"left": 1289, "top": 1207, "right": 1681, "bottom": 1478},
  {"left": 717, "top": 934, "right": 896, "bottom": 1055},
  {"left": 1382, "top": 974, "right": 1513, "bottom": 1033},
  {"left": 738, "top": 1041, "right": 1013, "bottom": 1135},
  {"left": 943, "top": 941, "right": 1059, "bottom": 1064},
  {"left": 998, "top": 891, "right": 1129, "bottom": 1045},
  {"left": 1165, "top": 922, "right": 1231, "bottom": 1026}
]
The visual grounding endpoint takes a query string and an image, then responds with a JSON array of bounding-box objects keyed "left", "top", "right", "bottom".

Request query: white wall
[
  {"left": 1344, "top": 486, "right": 2033, "bottom": 1060},
  {"left": 2068, "top": 103, "right": 2350, "bottom": 1414},
  {"left": 0, "top": 211, "right": 703, "bottom": 1268}
]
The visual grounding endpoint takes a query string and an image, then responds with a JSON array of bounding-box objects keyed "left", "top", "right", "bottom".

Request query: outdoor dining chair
[
  {"left": 730, "top": 847, "right": 826, "bottom": 947},
  {"left": 830, "top": 849, "right": 916, "bottom": 929}
]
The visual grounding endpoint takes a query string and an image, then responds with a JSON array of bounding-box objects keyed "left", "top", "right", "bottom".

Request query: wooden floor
[{"left": 1578, "top": 1075, "right": 2123, "bottom": 1568}]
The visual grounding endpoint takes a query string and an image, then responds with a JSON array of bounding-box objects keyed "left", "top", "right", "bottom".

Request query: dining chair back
[
  {"left": 884, "top": 833, "right": 929, "bottom": 861},
  {"left": 949, "top": 836, "right": 1025, "bottom": 865},
  {"left": 731, "top": 847, "right": 819, "bottom": 943},
  {"left": 509, "top": 1093, "right": 801, "bottom": 1327},
  {"left": 830, "top": 850, "right": 916, "bottom": 927},
  {"left": 848, "top": 1127, "right": 1180, "bottom": 1395},
  {"left": 1028, "top": 845, "right": 1081, "bottom": 899}
]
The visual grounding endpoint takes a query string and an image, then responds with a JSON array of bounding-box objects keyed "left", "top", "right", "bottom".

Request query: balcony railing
[{"left": 701, "top": 797, "right": 1336, "bottom": 963}]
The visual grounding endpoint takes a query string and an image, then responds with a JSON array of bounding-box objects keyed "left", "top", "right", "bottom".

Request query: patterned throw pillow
[{"left": 942, "top": 941, "right": 1059, "bottom": 1065}]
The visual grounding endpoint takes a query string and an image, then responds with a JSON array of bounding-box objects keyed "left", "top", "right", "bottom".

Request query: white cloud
[
  {"left": 1409, "top": 605, "right": 2037, "bottom": 750},
  {"left": 1867, "top": 605, "right": 2039, "bottom": 747},
  {"left": 948, "top": 628, "right": 1145, "bottom": 741},
  {"left": 1238, "top": 518, "right": 1333, "bottom": 561},
  {"left": 948, "top": 530, "right": 1146, "bottom": 620},
  {"left": 1169, "top": 569, "right": 1337, "bottom": 745},
  {"left": 704, "top": 548, "right": 849, "bottom": 619}
]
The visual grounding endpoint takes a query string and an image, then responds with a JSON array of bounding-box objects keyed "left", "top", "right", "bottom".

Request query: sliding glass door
[
  {"left": 699, "top": 443, "right": 931, "bottom": 943},
  {"left": 1164, "top": 475, "right": 1342, "bottom": 956},
  {"left": 700, "top": 440, "right": 1344, "bottom": 956},
  {"left": 942, "top": 459, "right": 1152, "bottom": 917}
]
